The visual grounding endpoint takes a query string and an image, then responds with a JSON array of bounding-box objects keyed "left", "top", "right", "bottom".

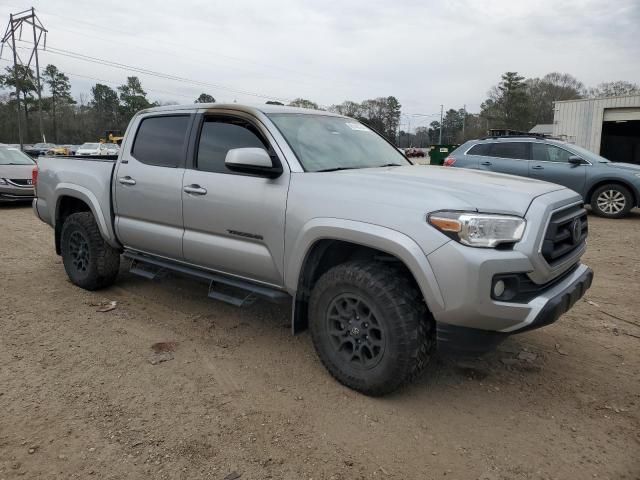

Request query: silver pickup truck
[{"left": 33, "top": 103, "right": 593, "bottom": 395}]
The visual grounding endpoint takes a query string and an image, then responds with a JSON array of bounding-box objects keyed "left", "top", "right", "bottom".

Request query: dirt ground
[{"left": 1, "top": 204, "right": 638, "bottom": 480}]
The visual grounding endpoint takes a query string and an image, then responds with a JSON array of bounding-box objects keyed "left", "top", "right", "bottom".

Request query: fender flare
[
  {"left": 285, "top": 218, "right": 446, "bottom": 315},
  {"left": 53, "top": 184, "right": 120, "bottom": 249}
]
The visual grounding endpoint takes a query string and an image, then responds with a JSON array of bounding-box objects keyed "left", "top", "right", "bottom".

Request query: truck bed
[{"left": 34, "top": 155, "right": 118, "bottom": 246}]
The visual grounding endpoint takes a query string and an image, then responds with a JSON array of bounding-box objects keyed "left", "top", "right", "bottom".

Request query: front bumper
[
  {"left": 0, "top": 185, "right": 35, "bottom": 202},
  {"left": 436, "top": 265, "right": 593, "bottom": 352}
]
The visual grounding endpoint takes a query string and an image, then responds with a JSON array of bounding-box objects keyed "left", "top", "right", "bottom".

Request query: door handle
[
  {"left": 118, "top": 176, "right": 136, "bottom": 185},
  {"left": 531, "top": 165, "right": 544, "bottom": 170},
  {"left": 183, "top": 184, "right": 207, "bottom": 195},
  {"left": 480, "top": 161, "right": 492, "bottom": 166}
]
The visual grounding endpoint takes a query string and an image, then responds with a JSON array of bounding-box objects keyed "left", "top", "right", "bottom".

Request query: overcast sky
[{"left": 1, "top": 0, "right": 639, "bottom": 130}]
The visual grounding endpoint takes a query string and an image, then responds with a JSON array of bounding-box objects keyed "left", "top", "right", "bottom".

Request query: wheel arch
[
  {"left": 286, "top": 219, "right": 445, "bottom": 334},
  {"left": 54, "top": 186, "right": 118, "bottom": 254},
  {"left": 586, "top": 179, "right": 638, "bottom": 207}
]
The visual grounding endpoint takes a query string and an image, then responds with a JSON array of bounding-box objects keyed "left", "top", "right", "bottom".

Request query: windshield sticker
[{"left": 345, "top": 122, "right": 371, "bottom": 132}]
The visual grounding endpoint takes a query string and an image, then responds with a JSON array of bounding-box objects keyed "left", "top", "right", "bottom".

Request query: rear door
[
  {"left": 480, "top": 141, "right": 530, "bottom": 177},
  {"left": 181, "top": 112, "right": 289, "bottom": 286},
  {"left": 114, "top": 114, "right": 193, "bottom": 259},
  {"left": 529, "top": 142, "right": 587, "bottom": 195}
]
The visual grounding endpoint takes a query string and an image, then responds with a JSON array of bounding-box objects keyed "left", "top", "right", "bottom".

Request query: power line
[
  {"left": 0, "top": 57, "right": 199, "bottom": 101},
  {"left": 11, "top": 42, "right": 291, "bottom": 102},
  {"left": 1, "top": 2, "right": 362, "bottom": 90}
]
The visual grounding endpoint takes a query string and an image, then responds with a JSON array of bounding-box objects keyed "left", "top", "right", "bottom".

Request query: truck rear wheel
[
  {"left": 60, "top": 212, "right": 120, "bottom": 290},
  {"left": 309, "top": 261, "right": 434, "bottom": 396}
]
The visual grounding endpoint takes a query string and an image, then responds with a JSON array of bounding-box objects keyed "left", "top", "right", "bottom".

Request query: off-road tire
[
  {"left": 309, "top": 260, "right": 434, "bottom": 396},
  {"left": 590, "top": 184, "right": 633, "bottom": 219},
  {"left": 60, "top": 212, "right": 120, "bottom": 290}
]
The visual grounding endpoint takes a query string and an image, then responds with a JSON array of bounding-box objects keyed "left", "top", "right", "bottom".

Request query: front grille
[
  {"left": 541, "top": 204, "right": 588, "bottom": 266},
  {"left": 9, "top": 178, "right": 32, "bottom": 186}
]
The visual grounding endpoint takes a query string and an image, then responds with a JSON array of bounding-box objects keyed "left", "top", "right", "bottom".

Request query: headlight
[
  {"left": 428, "top": 211, "right": 526, "bottom": 248},
  {"left": 0, "top": 178, "right": 7, "bottom": 185}
]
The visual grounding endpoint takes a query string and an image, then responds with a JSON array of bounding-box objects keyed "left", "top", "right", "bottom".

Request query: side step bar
[{"left": 123, "top": 250, "right": 290, "bottom": 307}]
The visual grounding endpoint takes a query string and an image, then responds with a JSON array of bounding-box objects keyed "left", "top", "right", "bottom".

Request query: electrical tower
[{"left": 1, "top": 8, "right": 47, "bottom": 147}]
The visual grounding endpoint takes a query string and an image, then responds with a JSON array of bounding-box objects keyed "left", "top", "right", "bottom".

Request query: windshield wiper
[
  {"left": 315, "top": 167, "right": 359, "bottom": 172},
  {"left": 374, "top": 163, "right": 403, "bottom": 168}
]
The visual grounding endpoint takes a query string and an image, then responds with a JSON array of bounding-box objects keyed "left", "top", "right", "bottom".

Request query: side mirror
[
  {"left": 225, "top": 148, "right": 282, "bottom": 178},
  {"left": 568, "top": 156, "right": 584, "bottom": 165}
]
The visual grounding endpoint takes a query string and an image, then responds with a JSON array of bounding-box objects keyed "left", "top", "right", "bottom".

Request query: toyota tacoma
[{"left": 32, "top": 103, "right": 593, "bottom": 395}]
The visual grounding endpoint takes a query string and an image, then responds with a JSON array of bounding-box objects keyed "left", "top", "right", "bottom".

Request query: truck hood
[
  {"left": 312, "top": 165, "right": 566, "bottom": 216},
  {"left": 0, "top": 164, "right": 34, "bottom": 180}
]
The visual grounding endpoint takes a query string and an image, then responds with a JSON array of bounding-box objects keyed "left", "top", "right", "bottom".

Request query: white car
[
  {"left": 103, "top": 143, "right": 120, "bottom": 155},
  {"left": 75, "top": 143, "right": 108, "bottom": 156}
]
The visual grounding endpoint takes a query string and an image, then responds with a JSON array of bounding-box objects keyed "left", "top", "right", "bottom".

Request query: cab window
[
  {"left": 132, "top": 115, "right": 191, "bottom": 167},
  {"left": 195, "top": 117, "right": 268, "bottom": 174}
]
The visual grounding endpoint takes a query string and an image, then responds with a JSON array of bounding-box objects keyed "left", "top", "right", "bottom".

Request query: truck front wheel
[
  {"left": 60, "top": 212, "right": 120, "bottom": 290},
  {"left": 309, "top": 261, "right": 434, "bottom": 396}
]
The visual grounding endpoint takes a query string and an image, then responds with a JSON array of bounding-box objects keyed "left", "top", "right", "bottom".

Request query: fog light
[{"left": 493, "top": 280, "right": 506, "bottom": 298}]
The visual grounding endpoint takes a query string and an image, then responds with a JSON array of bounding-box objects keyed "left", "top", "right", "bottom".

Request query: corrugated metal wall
[{"left": 553, "top": 95, "right": 640, "bottom": 154}]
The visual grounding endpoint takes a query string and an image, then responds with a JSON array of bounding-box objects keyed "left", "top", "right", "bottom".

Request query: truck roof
[{"left": 138, "top": 103, "right": 345, "bottom": 118}]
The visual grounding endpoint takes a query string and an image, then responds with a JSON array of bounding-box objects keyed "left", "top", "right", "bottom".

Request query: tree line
[
  {"left": 0, "top": 62, "right": 637, "bottom": 146},
  {"left": 404, "top": 73, "right": 639, "bottom": 147}
]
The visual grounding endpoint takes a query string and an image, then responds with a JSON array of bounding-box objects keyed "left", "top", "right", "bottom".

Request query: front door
[
  {"left": 181, "top": 114, "right": 289, "bottom": 286},
  {"left": 114, "top": 114, "right": 192, "bottom": 259},
  {"left": 529, "top": 142, "right": 587, "bottom": 195}
]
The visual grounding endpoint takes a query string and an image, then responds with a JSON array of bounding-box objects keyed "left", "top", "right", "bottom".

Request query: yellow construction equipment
[{"left": 99, "top": 130, "right": 124, "bottom": 146}]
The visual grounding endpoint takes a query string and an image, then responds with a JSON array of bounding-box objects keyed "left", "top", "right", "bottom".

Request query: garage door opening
[{"left": 600, "top": 115, "right": 640, "bottom": 165}]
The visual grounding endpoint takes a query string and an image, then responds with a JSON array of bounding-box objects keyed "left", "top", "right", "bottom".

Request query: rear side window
[
  {"left": 490, "top": 142, "right": 529, "bottom": 160},
  {"left": 466, "top": 143, "right": 490, "bottom": 155},
  {"left": 196, "top": 117, "right": 267, "bottom": 174},
  {"left": 132, "top": 115, "right": 190, "bottom": 167}
]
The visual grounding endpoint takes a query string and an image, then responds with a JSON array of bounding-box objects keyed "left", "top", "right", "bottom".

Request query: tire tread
[
  {"left": 309, "top": 260, "right": 434, "bottom": 396},
  {"left": 61, "top": 212, "right": 120, "bottom": 290}
]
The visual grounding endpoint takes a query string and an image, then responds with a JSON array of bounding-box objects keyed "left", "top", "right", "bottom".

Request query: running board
[
  {"left": 123, "top": 250, "right": 290, "bottom": 307},
  {"left": 129, "top": 259, "right": 166, "bottom": 279}
]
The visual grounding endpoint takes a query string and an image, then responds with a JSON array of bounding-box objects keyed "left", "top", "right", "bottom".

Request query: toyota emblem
[{"left": 571, "top": 218, "right": 581, "bottom": 244}]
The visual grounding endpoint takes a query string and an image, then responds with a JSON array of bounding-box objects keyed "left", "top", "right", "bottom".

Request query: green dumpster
[{"left": 428, "top": 145, "right": 458, "bottom": 166}]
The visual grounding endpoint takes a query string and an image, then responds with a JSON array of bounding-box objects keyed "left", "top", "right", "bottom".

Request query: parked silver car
[
  {"left": 445, "top": 136, "right": 640, "bottom": 218},
  {"left": 0, "top": 146, "right": 36, "bottom": 203}
]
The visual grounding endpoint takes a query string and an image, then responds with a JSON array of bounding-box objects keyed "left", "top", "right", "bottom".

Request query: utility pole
[
  {"left": 7, "top": 14, "right": 22, "bottom": 148},
  {"left": 438, "top": 104, "right": 443, "bottom": 144},
  {"left": 1, "top": 8, "right": 48, "bottom": 147},
  {"left": 462, "top": 104, "right": 466, "bottom": 141},
  {"left": 31, "top": 7, "right": 45, "bottom": 143}
]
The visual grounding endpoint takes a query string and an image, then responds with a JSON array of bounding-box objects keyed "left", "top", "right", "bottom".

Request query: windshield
[
  {"left": 0, "top": 147, "right": 35, "bottom": 165},
  {"left": 268, "top": 114, "right": 410, "bottom": 172},
  {"left": 80, "top": 143, "right": 100, "bottom": 149},
  {"left": 33, "top": 143, "right": 53, "bottom": 148},
  {"left": 564, "top": 143, "right": 610, "bottom": 163}
]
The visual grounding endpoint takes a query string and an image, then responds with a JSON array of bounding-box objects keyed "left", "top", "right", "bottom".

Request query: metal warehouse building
[{"left": 553, "top": 94, "right": 640, "bottom": 165}]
